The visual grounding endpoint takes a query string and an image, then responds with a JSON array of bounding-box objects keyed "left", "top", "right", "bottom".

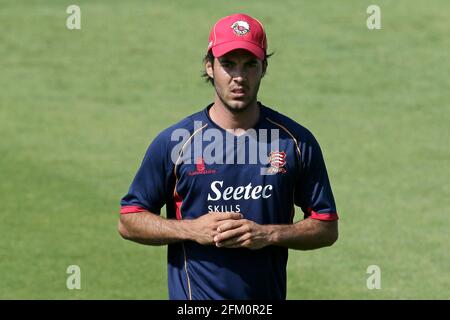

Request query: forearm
[
  {"left": 266, "top": 218, "right": 338, "bottom": 250},
  {"left": 118, "top": 211, "right": 193, "bottom": 246}
]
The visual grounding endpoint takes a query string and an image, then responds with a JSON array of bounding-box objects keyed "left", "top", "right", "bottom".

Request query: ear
[
  {"left": 261, "top": 60, "right": 268, "bottom": 78},
  {"left": 205, "top": 60, "right": 214, "bottom": 79}
]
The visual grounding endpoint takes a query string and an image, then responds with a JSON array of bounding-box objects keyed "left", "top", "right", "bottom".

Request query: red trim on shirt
[
  {"left": 120, "top": 205, "right": 148, "bottom": 214},
  {"left": 174, "top": 191, "right": 183, "bottom": 220},
  {"left": 307, "top": 207, "right": 339, "bottom": 221}
]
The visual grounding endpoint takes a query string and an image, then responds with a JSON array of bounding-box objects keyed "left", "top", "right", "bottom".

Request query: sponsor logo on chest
[{"left": 207, "top": 180, "right": 273, "bottom": 201}]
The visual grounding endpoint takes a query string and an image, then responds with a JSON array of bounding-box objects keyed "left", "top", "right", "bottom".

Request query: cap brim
[{"left": 212, "top": 41, "right": 265, "bottom": 61}]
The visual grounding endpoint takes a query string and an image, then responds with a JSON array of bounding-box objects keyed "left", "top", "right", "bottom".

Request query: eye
[
  {"left": 246, "top": 61, "right": 258, "bottom": 67},
  {"left": 220, "top": 60, "right": 234, "bottom": 67}
]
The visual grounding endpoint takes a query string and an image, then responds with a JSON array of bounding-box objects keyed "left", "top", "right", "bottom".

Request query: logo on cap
[{"left": 231, "top": 20, "right": 250, "bottom": 36}]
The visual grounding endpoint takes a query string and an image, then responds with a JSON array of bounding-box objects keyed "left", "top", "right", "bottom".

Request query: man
[{"left": 119, "top": 13, "right": 339, "bottom": 300}]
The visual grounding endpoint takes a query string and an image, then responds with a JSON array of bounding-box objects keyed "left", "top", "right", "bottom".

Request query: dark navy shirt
[{"left": 120, "top": 103, "right": 338, "bottom": 300}]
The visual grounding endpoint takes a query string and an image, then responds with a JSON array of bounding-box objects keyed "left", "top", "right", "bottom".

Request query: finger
[
  {"left": 214, "top": 225, "right": 248, "bottom": 243},
  {"left": 217, "top": 235, "right": 250, "bottom": 248},
  {"left": 221, "top": 239, "right": 250, "bottom": 249},
  {"left": 217, "top": 219, "right": 245, "bottom": 232},
  {"left": 214, "top": 212, "right": 243, "bottom": 221}
]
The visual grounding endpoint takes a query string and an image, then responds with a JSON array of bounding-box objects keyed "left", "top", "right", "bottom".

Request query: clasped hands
[{"left": 190, "top": 212, "right": 272, "bottom": 250}]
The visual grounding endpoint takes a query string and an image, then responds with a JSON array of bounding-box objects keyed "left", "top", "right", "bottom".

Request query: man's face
[{"left": 206, "top": 49, "right": 266, "bottom": 113}]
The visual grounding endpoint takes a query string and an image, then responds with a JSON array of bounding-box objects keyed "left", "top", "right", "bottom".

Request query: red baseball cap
[{"left": 207, "top": 13, "right": 267, "bottom": 61}]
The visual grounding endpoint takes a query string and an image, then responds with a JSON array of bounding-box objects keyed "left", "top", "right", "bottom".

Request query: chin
[{"left": 225, "top": 99, "right": 253, "bottom": 113}]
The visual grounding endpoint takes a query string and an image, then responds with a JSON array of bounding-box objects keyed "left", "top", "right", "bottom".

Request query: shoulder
[
  {"left": 142, "top": 109, "right": 207, "bottom": 169},
  {"left": 150, "top": 109, "right": 205, "bottom": 147},
  {"left": 262, "top": 104, "right": 318, "bottom": 146}
]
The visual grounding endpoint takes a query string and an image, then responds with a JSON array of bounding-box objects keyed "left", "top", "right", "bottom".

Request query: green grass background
[{"left": 1, "top": 0, "right": 449, "bottom": 299}]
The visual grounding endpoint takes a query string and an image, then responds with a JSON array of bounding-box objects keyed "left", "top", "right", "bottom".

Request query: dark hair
[{"left": 201, "top": 50, "right": 274, "bottom": 86}]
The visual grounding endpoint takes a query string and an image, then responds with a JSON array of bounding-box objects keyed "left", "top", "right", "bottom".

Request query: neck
[{"left": 209, "top": 97, "right": 260, "bottom": 134}]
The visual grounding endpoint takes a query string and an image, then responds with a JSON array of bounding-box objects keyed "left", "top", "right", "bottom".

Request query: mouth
[{"left": 231, "top": 87, "right": 247, "bottom": 98}]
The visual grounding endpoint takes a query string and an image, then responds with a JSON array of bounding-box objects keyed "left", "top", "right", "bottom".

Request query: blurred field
[{"left": 0, "top": 0, "right": 449, "bottom": 299}]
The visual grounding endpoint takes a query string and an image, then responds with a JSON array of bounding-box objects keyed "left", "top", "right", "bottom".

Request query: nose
[
  {"left": 233, "top": 72, "right": 247, "bottom": 83},
  {"left": 233, "top": 75, "right": 245, "bottom": 84},
  {"left": 231, "top": 67, "right": 247, "bottom": 83}
]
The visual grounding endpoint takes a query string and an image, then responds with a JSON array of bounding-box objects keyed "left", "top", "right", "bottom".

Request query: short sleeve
[
  {"left": 120, "top": 133, "right": 173, "bottom": 215},
  {"left": 294, "top": 134, "right": 338, "bottom": 221}
]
